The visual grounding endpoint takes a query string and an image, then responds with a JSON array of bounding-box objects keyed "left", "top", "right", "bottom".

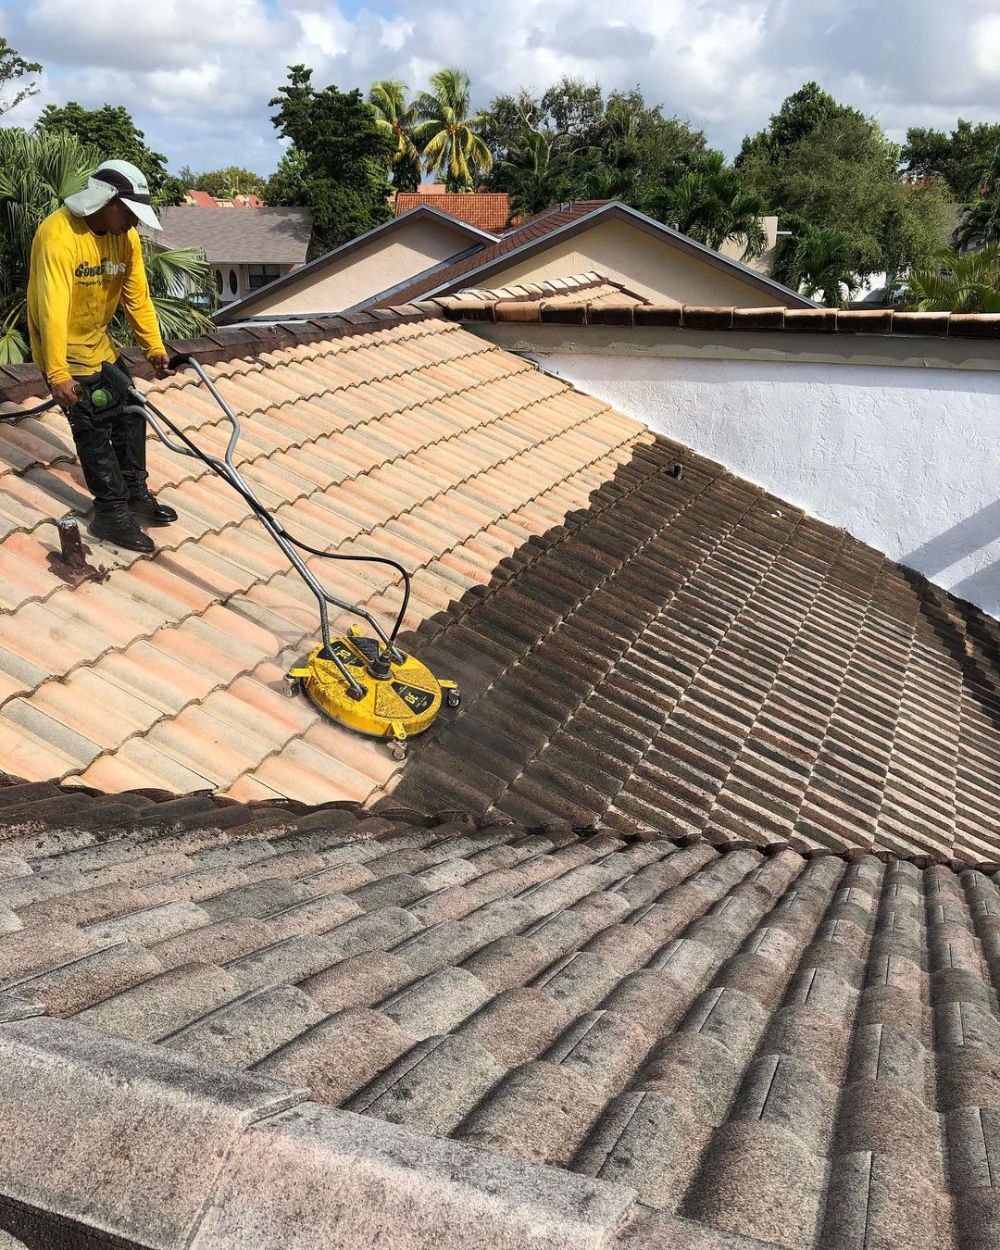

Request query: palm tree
[
  {"left": 906, "top": 246, "right": 1000, "bottom": 312},
  {"left": 955, "top": 147, "right": 1000, "bottom": 250},
  {"left": 369, "top": 80, "right": 421, "bottom": 191},
  {"left": 649, "top": 151, "right": 767, "bottom": 259},
  {"left": 0, "top": 127, "right": 214, "bottom": 365},
  {"left": 785, "top": 225, "right": 859, "bottom": 306},
  {"left": 412, "top": 69, "right": 492, "bottom": 192},
  {"left": 501, "top": 129, "right": 564, "bottom": 219}
]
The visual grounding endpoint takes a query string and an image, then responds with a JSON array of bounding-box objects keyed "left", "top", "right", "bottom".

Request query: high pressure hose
[
  {"left": 0, "top": 379, "right": 413, "bottom": 643},
  {"left": 139, "top": 391, "right": 413, "bottom": 644}
]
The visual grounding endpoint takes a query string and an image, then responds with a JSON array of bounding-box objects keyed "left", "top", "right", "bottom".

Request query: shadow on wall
[{"left": 900, "top": 498, "right": 1000, "bottom": 617}]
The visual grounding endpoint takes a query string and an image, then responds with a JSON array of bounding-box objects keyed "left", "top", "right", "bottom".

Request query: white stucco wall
[{"left": 540, "top": 353, "right": 1000, "bottom": 616}]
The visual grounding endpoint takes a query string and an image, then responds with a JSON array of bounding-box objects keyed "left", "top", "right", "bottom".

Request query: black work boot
[
  {"left": 90, "top": 510, "right": 155, "bottom": 554},
  {"left": 128, "top": 489, "right": 178, "bottom": 525}
]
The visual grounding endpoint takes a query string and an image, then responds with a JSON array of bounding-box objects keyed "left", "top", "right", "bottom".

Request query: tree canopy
[
  {"left": 738, "top": 83, "right": 953, "bottom": 294},
  {"left": 178, "top": 166, "right": 268, "bottom": 200},
  {"left": 37, "top": 102, "right": 185, "bottom": 205},
  {"left": 902, "top": 120, "right": 1000, "bottom": 202},
  {"left": 481, "top": 77, "right": 707, "bottom": 213},
  {"left": 268, "top": 65, "right": 394, "bottom": 251}
]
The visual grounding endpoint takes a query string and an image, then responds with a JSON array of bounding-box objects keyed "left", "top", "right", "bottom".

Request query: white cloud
[{"left": 1, "top": 0, "right": 999, "bottom": 173}]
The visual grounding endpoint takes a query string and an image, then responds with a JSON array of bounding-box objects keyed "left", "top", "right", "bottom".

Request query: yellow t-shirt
[{"left": 27, "top": 205, "right": 166, "bottom": 386}]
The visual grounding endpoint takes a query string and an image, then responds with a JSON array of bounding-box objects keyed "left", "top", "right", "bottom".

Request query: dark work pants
[{"left": 66, "top": 361, "right": 148, "bottom": 516}]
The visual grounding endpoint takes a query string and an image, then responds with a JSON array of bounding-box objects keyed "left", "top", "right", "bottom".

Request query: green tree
[
  {"left": 0, "top": 128, "right": 212, "bottom": 364},
  {"left": 647, "top": 151, "right": 767, "bottom": 257},
  {"left": 269, "top": 65, "right": 393, "bottom": 251},
  {"left": 739, "top": 84, "right": 951, "bottom": 286},
  {"left": 36, "top": 102, "right": 185, "bottom": 205},
  {"left": 905, "top": 246, "right": 1000, "bottom": 312},
  {"left": 0, "top": 37, "right": 42, "bottom": 118},
  {"left": 482, "top": 78, "right": 706, "bottom": 213},
  {"left": 880, "top": 179, "right": 956, "bottom": 289},
  {"left": 499, "top": 129, "right": 573, "bottom": 219},
  {"left": 182, "top": 166, "right": 267, "bottom": 200},
  {"left": 955, "top": 146, "right": 1000, "bottom": 249},
  {"left": 265, "top": 147, "right": 309, "bottom": 207},
  {"left": 785, "top": 225, "right": 859, "bottom": 307},
  {"left": 903, "top": 120, "right": 1000, "bottom": 202},
  {"left": 369, "top": 80, "right": 421, "bottom": 191},
  {"left": 413, "top": 69, "right": 492, "bottom": 192}
]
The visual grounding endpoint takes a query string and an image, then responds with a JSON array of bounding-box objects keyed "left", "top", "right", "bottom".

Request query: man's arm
[
  {"left": 29, "top": 228, "right": 79, "bottom": 404},
  {"left": 121, "top": 230, "right": 170, "bottom": 376}
]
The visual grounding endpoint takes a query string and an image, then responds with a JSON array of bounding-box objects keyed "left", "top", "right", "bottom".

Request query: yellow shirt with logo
[{"left": 27, "top": 205, "right": 166, "bottom": 386}]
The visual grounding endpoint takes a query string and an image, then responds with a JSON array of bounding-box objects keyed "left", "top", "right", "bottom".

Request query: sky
[{"left": 2, "top": 0, "right": 1000, "bottom": 177}]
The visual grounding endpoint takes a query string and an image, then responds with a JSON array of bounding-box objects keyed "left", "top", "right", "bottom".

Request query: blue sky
[{"left": 2, "top": 0, "right": 999, "bottom": 177}]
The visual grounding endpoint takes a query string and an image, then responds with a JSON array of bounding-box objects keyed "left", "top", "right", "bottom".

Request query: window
[
  {"left": 228, "top": 269, "right": 238, "bottom": 295},
  {"left": 214, "top": 269, "right": 223, "bottom": 294},
  {"left": 247, "top": 264, "right": 282, "bottom": 291}
]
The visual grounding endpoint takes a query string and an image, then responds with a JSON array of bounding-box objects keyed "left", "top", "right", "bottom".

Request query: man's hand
[
  {"left": 150, "top": 354, "right": 174, "bottom": 381},
  {"left": 51, "top": 379, "right": 83, "bottom": 410}
]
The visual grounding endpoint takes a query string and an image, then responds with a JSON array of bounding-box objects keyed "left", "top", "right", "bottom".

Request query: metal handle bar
[{"left": 126, "top": 356, "right": 406, "bottom": 695}]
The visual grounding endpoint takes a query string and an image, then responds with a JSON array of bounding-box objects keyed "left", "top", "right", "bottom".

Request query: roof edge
[
  {"left": 0, "top": 1014, "right": 639, "bottom": 1250},
  {"left": 0, "top": 307, "right": 435, "bottom": 405},
  {"left": 424, "top": 298, "right": 1000, "bottom": 340}
]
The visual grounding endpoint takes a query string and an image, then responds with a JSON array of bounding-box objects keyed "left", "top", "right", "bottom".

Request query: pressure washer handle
[{"left": 167, "top": 353, "right": 195, "bottom": 371}]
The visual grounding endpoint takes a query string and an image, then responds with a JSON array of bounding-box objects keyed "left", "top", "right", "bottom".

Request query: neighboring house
[
  {"left": 156, "top": 205, "right": 312, "bottom": 305},
  {"left": 215, "top": 206, "right": 498, "bottom": 322},
  {"left": 216, "top": 200, "right": 812, "bottom": 323},
  {"left": 379, "top": 202, "right": 810, "bottom": 310},
  {"left": 394, "top": 190, "right": 512, "bottom": 233},
  {"left": 184, "top": 189, "right": 265, "bottom": 208}
]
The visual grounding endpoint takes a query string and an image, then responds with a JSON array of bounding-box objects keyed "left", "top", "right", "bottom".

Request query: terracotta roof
[
  {"left": 431, "top": 298, "right": 1000, "bottom": 339},
  {"left": 460, "top": 271, "right": 650, "bottom": 307},
  {"left": 395, "top": 192, "right": 512, "bottom": 234},
  {"left": 0, "top": 306, "right": 998, "bottom": 1246},
  {"left": 379, "top": 203, "right": 815, "bottom": 312},
  {"left": 0, "top": 315, "right": 646, "bottom": 804},
  {"left": 1, "top": 789, "right": 1000, "bottom": 1248},
  {"left": 156, "top": 206, "right": 313, "bottom": 265}
]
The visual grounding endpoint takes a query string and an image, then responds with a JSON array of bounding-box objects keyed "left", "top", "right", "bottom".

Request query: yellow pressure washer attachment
[{"left": 131, "top": 355, "right": 460, "bottom": 759}]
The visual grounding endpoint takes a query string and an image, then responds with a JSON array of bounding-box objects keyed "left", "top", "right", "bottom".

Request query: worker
[{"left": 27, "top": 159, "right": 177, "bottom": 554}]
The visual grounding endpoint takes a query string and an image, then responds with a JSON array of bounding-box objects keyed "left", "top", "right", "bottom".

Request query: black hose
[
  {"left": 0, "top": 395, "right": 58, "bottom": 419},
  {"left": 139, "top": 394, "right": 412, "bottom": 643}
]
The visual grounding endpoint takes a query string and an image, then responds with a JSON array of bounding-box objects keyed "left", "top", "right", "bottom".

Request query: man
[{"left": 28, "top": 159, "right": 178, "bottom": 554}]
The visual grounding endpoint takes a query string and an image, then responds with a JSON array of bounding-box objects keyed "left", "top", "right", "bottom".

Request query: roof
[
  {"left": 1, "top": 787, "right": 1000, "bottom": 1249},
  {"left": 459, "top": 271, "right": 650, "bottom": 308},
  {"left": 216, "top": 206, "right": 499, "bottom": 325},
  {"left": 395, "top": 192, "right": 512, "bottom": 233},
  {"left": 185, "top": 190, "right": 266, "bottom": 208},
  {"left": 378, "top": 202, "right": 817, "bottom": 311},
  {"left": 156, "top": 206, "right": 313, "bottom": 265},
  {"left": 0, "top": 308, "right": 998, "bottom": 1247},
  {"left": 0, "top": 314, "right": 647, "bottom": 805}
]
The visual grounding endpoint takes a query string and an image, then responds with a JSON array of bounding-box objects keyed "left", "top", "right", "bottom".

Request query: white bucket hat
[{"left": 64, "top": 159, "right": 163, "bottom": 231}]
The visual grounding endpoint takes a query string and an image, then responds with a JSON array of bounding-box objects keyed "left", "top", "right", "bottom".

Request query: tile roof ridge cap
[{"left": 0, "top": 1014, "right": 638, "bottom": 1249}]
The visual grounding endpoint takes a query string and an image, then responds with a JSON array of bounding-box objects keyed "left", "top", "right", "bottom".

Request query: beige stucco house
[
  {"left": 216, "top": 202, "right": 811, "bottom": 324},
  {"left": 216, "top": 207, "right": 498, "bottom": 322}
]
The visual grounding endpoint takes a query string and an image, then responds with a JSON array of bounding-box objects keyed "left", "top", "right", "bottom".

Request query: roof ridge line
[{"left": 0, "top": 1013, "right": 638, "bottom": 1249}]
